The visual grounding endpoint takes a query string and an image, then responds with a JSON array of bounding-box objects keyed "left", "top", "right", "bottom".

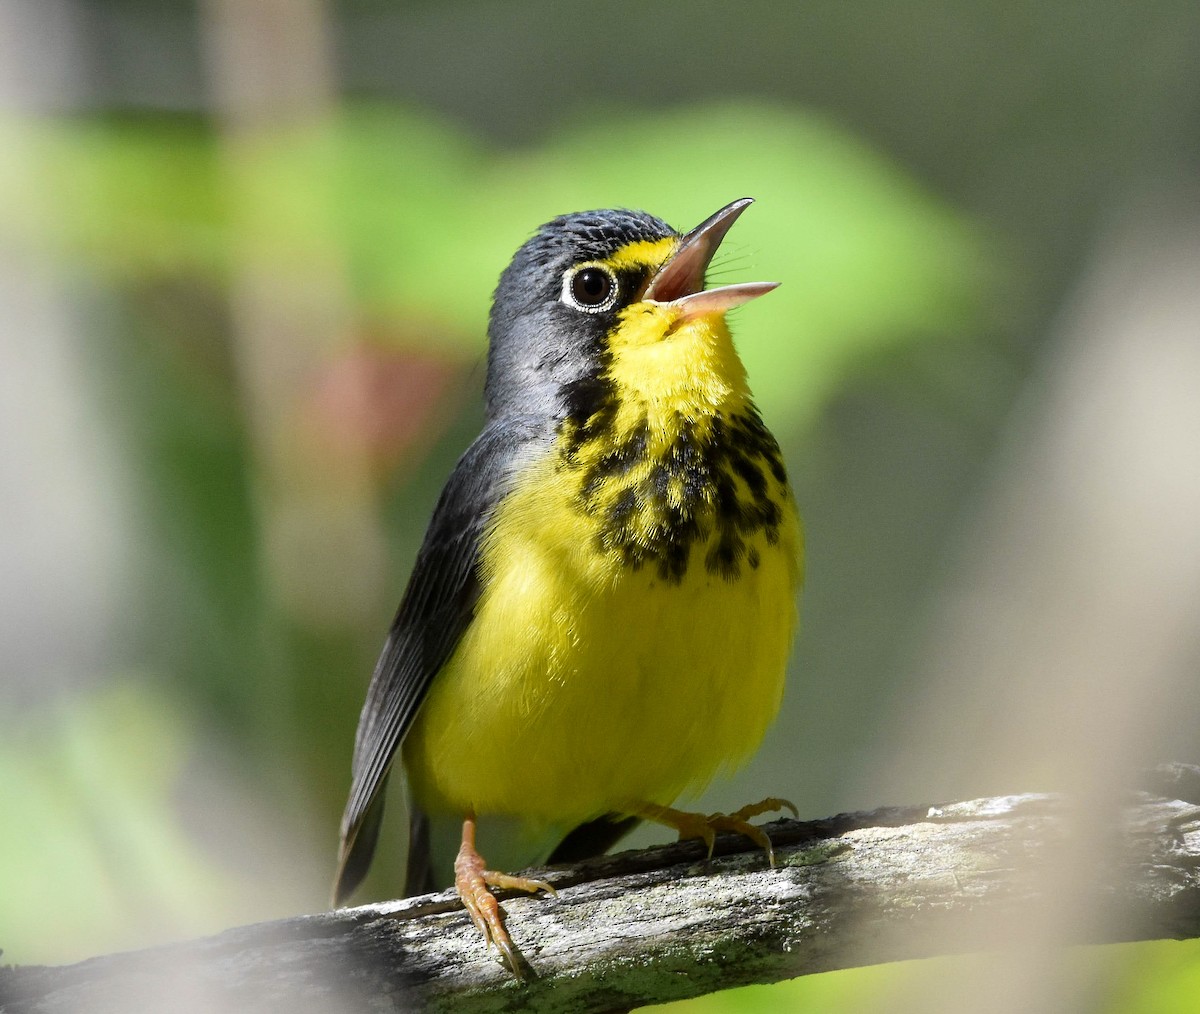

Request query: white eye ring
[{"left": 561, "top": 264, "right": 619, "bottom": 314}]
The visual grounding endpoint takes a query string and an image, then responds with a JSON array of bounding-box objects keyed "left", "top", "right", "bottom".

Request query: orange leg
[
  {"left": 635, "top": 797, "right": 798, "bottom": 865},
  {"left": 453, "top": 810, "right": 556, "bottom": 976}
]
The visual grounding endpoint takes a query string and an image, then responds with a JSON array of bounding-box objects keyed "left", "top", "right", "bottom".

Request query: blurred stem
[{"left": 198, "top": 2, "right": 385, "bottom": 780}]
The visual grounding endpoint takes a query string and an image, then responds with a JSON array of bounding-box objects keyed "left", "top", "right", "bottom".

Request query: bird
[{"left": 333, "top": 198, "right": 803, "bottom": 974}]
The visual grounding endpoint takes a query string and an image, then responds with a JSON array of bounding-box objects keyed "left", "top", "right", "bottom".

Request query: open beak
[{"left": 642, "top": 197, "right": 779, "bottom": 320}]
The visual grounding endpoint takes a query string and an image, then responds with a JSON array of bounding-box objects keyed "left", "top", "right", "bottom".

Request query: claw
[
  {"left": 731, "top": 796, "right": 799, "bottom": 822},
  {"left": 453, "top": 812, "right": 555, "bottom": 978},
  {"left": 636, "top": 797, "right": 796, "bottom": 866}
]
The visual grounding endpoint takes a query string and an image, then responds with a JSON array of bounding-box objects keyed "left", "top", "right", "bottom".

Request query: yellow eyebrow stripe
[{"left": 603, "top": 237, "right": 679, "bottom": 272}]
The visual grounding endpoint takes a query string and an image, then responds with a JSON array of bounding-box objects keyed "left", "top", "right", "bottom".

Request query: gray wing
[{"left": 332, "top": 420, "right": 542, "bottom": 905}]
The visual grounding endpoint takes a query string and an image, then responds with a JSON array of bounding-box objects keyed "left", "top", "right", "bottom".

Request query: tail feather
[
  {"left": 332, "top": 778, "right": 388, "bottom": 908},
  {"left": 404, "top": 803, "right": 436, "bottom": 897},
  {"left": 547, "top": 813, "right": 641, "bottom": 865}
]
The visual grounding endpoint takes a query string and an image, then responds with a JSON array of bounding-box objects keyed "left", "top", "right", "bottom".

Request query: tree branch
[{"left": 5, "top": 766, "right": 1200, "bottom": 1013}]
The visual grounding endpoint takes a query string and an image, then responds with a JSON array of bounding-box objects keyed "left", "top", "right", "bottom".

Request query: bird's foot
[
  {"left": 635, "top": 797, "right": 798, "bottom": 866},
  {"left": 454, "top": 814, "right": 556, "bottom": 977}
]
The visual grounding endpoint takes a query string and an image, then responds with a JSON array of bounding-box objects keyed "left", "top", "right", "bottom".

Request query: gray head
[{"left": 483, "top": 208, "right": 678, "bottom": 421}]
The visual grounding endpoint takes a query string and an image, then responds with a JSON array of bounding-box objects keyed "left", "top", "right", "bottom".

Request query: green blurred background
[{"left": 2, "top": 1, "right": 1199, "bottom": 1010}]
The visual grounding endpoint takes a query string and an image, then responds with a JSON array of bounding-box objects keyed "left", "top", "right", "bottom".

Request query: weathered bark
[{"left": 4, "top": 767, "right": 1200, "bottom": 1013}]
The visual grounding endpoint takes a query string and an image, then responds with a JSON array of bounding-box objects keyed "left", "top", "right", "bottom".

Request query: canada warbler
[{"left": 333, "top": 198, "right": 803, "bottom": 973}]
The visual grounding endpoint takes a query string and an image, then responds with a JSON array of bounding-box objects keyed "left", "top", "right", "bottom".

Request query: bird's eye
[{"left": 563, "top": 265, "right": 618, "bottom": 313}]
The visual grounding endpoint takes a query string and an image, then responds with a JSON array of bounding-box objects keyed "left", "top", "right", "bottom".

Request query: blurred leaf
[
  {"left": 0, "top": 679, "right": 235, "bottom": 964},
  {"left": 459, "top": 103, "right": 989, "bottom": 426},
  {"left": 0, "top": 101, "right": 989, "bottom": 431},
  {"left": 1104, "top": 939, "right": 1200, "bottom": 1014},
  {"left": 0, "top": 116, "right": 225, "bottom": 278},
  {"left": 648, "top": 942, "right": 1200, "bottom": 1013}
]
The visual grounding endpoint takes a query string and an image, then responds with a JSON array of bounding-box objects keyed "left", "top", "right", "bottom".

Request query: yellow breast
[{"left": 403, "top": 313, "right": 802, "bottom": 826}]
